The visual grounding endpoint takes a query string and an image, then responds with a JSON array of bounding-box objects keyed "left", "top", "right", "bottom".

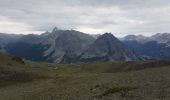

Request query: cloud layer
[{"left": 0, "top": 0, "right": 170, "bottom": 37}]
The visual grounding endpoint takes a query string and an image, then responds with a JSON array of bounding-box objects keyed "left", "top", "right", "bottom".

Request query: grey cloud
[{"left": 0, "top": 0, "right": 170, "bottom": 37}]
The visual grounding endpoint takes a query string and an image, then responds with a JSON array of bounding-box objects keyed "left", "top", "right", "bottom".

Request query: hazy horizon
[
  {"left": 1, "top": 0, "right": 170, "bottom": 37},
  {"left": 1, "top": 26, "right": 169, "bottom": 38}
]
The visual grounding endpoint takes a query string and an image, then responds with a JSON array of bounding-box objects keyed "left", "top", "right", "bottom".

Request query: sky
[{"left": 0, "top": 0, "right": 170, "bottom": 37}]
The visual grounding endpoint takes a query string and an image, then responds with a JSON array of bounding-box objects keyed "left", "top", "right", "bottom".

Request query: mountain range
[
  {"left": 0, "top": 27, "right": 140, "bottom": 63},
  {"left": 1, "top": 27, "right": 170, "bottom": 63}
]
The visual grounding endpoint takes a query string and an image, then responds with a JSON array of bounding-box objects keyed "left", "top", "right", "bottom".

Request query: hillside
[
  {"left": 0, "top": 53, "right": 170, "bottom": 100},
  {"left": 0, "top": 53, "right": 53, "bottom": 87}
]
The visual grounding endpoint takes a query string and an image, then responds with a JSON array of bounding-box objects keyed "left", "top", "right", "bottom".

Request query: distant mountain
[
  {"left": 4, "top": 33, "right": 49, "bottom": 61},
  {"left": 122, "top": 33, "right": 170, "bottom": 44},
  {"left": 77, "top": 33, "right": 140, "bottom": 63},
  {"left": 0, "top": 33, "right": 23, "bottom": 52},
  {"left": 149, "top": 33, "right": 170, "bottom": 43},
  {"left": 122, "top": 33, "right": 170, "bottom": 60},
  {"left": 124, "top": 41, "right": 170, "bottom": 60},
  {"left": 121, "top": 35, "right": 148, "bottom": 43},
  {"left": 0, "top": 33, "right": 22, "bottom": 44}
]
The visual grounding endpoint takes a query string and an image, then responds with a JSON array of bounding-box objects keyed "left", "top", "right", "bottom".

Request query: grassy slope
[
  {"left": 0, "top": 53, "right": 170, "bottom": 100},
  {"left": 0, "top": 53, "right": 54, "bottom": 87}
]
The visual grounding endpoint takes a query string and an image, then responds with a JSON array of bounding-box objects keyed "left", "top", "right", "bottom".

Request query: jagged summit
[
  {"left": 97, "top": 32, "right": 120, "bottom": 42},
  {"left": 101, "top": 32, "right": 112, "bottom": 36},
  {"left": 52, "top": 27, "right": 58, "bottom": 33}
]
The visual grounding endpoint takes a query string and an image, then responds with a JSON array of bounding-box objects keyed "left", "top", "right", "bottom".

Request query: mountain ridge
[
  {"left": 122, "top": 33, "right": 170, "bottom": 60},
  {"left": 2, "top": 28, "right": 170, "bottom": 63},
  {"left": 0, "top": 28, "right": 140, "bottom": 63}
]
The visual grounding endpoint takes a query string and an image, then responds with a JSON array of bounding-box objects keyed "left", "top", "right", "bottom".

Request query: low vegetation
[
  {"left": 0, "top": 53, "right": 170, "bottom": 100},
  {"left": 95, "top": 85, "right": 137, "bottom": 98},
  {"left": 0, "top": 53, "right": 50, "bottom": 87}
]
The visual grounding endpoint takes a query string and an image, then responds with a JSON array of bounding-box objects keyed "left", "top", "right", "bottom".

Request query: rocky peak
[
  {"left": 92, "top": 33, "right": 123, "bottom": 51},
  {"left": 100, "top": 32, "right": 115, "bottom": 38},
  {"left": 76, "top": 33, "right": 140, "bottom": 63}
]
